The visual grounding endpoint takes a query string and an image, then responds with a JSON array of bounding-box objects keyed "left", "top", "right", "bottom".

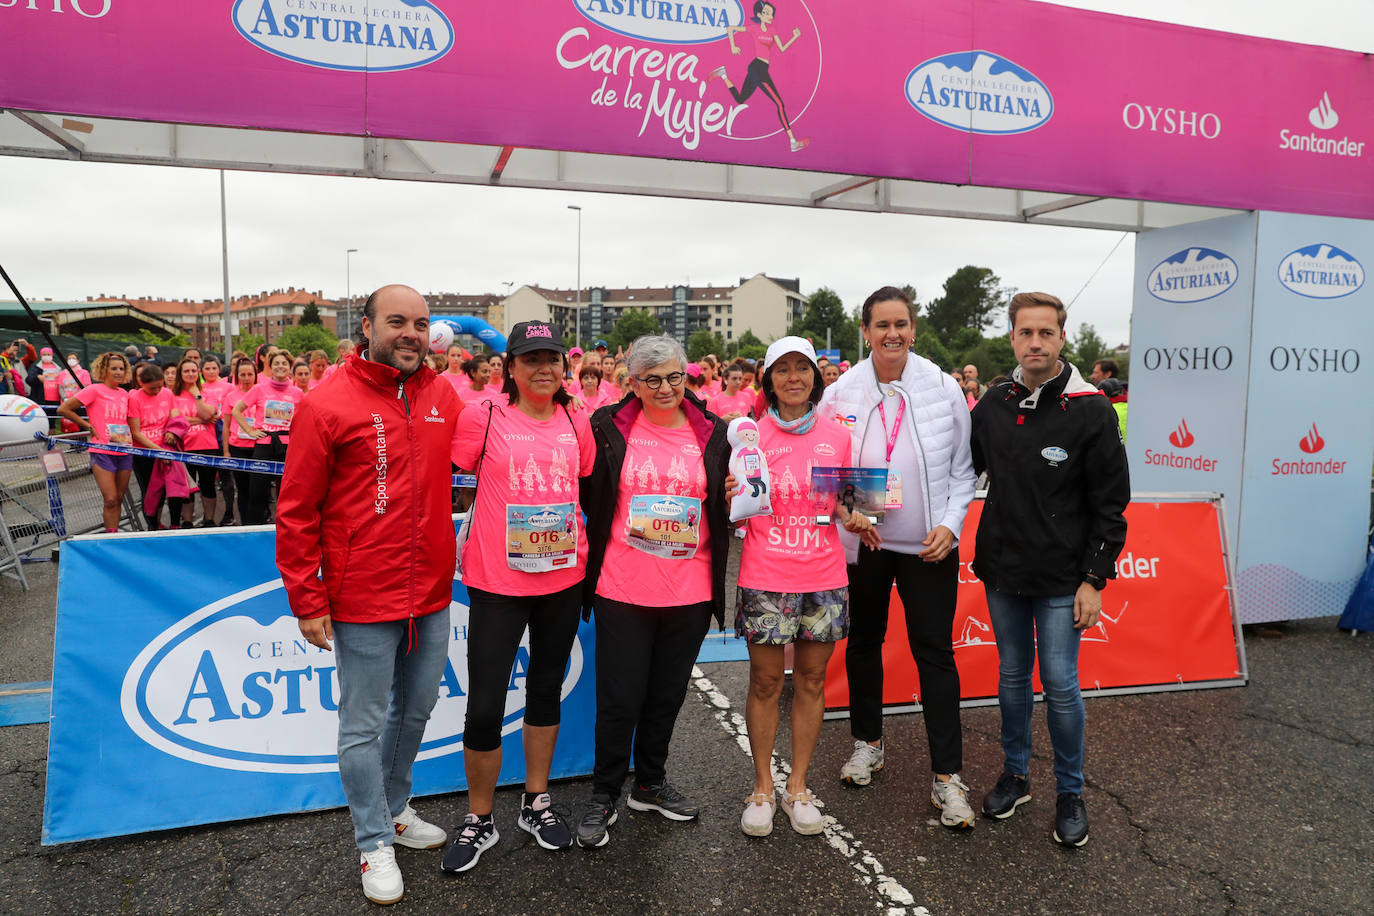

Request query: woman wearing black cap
[{"left": 442, "top": 321, "right": 597, "bottom": 874}]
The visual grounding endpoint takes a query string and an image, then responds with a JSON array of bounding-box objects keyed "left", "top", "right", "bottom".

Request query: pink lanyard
[{"left": 876, "top": 397, "right": 906, "bottom": 463}]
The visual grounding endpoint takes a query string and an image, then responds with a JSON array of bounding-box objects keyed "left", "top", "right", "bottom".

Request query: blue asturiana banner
[{"left": 42, "top": 527, "right": 595, "bottom": 845}]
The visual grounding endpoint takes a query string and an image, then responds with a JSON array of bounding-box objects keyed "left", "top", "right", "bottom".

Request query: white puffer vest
[{"left": 818, "top": 353, "right": 977, "bottom": 564}]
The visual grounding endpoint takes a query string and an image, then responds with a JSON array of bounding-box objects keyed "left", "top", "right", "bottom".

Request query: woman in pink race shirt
[
  {"left": 232, "top": 350, "right": 304, "bottom": 525},
  {"left": 575, "top": 335, "right": 730, "bottom": 849},
  {"left": 127, "top": 362, "right": 176, "bottom": 526},
  {"left": 170, "top": 356, "right": 218, "bottom": 526},
  {"left": 57, "top": 351, "right": 132, "bottom": 531},
  {"left": 728, "top": 337, "right": 879, "bottom": 839},
  {"left": 440, "top": 321, "right": 595, "bottom": 874},
  {"left": 223, "top": 357, "right": 259, "bottom": 526}
]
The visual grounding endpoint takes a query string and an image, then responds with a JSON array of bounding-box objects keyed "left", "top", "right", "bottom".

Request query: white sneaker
[
  {"left": 840, "top": 739, "right": 884, "bottom": 786},
  {"left": 778, "top": 788, "right": 824, "bottom": 836},
  {"left": 393, "top": 804, "right": 447, "bottom": 849},
  {"left": 932, "top": 774, "right": 976, "bottom": 829},
  {"left": 360, "top": 841, "right": 403, "bottom": 905}
]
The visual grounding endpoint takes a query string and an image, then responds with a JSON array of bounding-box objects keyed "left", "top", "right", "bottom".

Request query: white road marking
[{"left": 690, "top": 666, "right": 930, "bottom": 915}]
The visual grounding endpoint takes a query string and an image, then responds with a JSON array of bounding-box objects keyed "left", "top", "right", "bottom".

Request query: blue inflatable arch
[{"left": 433, "top": 315, "right": 506, "bottom": 354}]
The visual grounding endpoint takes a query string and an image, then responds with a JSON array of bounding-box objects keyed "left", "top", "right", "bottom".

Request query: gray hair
[{"left": 625, "top": 335, "right": 687, "bottom": 378}]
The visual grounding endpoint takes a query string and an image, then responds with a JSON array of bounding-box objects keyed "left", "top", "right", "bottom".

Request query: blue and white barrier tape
[{"left": 32, "top": 433, "right": 479, "bottom": 488}]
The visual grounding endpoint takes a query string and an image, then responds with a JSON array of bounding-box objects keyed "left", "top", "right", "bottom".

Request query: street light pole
[
  {"left": 220, "top": 171, "right": 233, "bottom": 358},
  {"left": 345, "top": 248, "right": 358, "bottom": 342},
  {"left": 567, "top": 205, "right": 581, "bottom": 346}
]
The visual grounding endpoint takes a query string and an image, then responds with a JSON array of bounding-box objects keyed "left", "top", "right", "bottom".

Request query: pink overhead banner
[{"left": 2, "top": 0, "right": 1371, "bottom": 218}]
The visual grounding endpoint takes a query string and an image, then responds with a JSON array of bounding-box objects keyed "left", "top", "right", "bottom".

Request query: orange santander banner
[{"left": 824, "top": 497, "right": 1243, "bottom": 713}]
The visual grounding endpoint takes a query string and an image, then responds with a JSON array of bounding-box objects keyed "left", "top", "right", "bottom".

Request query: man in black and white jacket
[{"left": 970, "top": 291, "right": 1129, "bottom": 849}]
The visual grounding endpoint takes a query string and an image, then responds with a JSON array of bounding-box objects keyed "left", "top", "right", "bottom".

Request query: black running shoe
[
  {"left": 1053, "top": 793, "right": 1089, "bottom": 847},
  {"left": 982, "top": 771, "right": 1031, "bottom": 819},
  {"left": 627, "top": 781, "right": 700, "bottom": 821},
  {"left": 575, "top": 796, "right": 618, "bottom": 848},
  {"left": 518, "top": 792, "right": 572, "bottom": 850},
  {"left": 440, "top": 814, "right": 499, "bottom": 873}
]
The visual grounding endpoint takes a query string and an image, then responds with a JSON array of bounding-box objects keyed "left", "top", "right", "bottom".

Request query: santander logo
[
  {"left": 1298, "top": 423, "right": 1325, "bottom": 454},
  {"left": 1168, "top": 418, "right": 1195, "bottom": 449}
]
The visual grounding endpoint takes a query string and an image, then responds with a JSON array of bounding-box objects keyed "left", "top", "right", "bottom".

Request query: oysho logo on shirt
[
  {"left": 232, "top": 0, "right": 455, "bottom": 73},
  {"left": 629, "top": 436, "right": 659, "bottom": 448}
]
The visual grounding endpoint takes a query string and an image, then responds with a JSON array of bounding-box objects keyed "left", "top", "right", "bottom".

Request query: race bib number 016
[
  {"left": 506, "top": 502, "right": 579, "bottom": 573},
  {"left": 625, "top": 494, "right": 701, "bottom": 559}
]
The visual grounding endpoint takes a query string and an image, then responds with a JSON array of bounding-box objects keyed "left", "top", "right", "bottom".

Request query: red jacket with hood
[{"left": 276, "top": 353, "right": 465, "bottom": 623}]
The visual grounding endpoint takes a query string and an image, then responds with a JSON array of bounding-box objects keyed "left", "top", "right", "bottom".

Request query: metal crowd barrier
[{"left": 0, "top": 433, "right": 141, "bottom": 590}]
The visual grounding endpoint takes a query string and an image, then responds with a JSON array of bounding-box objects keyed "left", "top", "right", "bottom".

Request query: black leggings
[
  {"left": 729, "top": 58, "right": 793, "bottom": 132},
  {"left": 463, "top": 583, "right": 582, "bottom": 753},
  {"left": 188, "top": 449, "right": 219, "bottom": 495},
  {"left": 845, "top": 548, "right": 962, "bottom": 773},
  {"left": 228, "top": 445, "right": 253, "bottom": 524},
  {"left": 246, "top": 435, "right": 287, "bottom": 525},
  {"left": 591, "top": 595, "right": 713, "bottom": 800}
]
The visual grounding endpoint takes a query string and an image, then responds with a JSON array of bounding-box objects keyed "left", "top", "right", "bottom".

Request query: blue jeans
[
  {"left": 984, "top": 586, "right": 1084, "bottom": 795},
  {"left": 333, "top": 609, "right": 450, "bottom": 851}
]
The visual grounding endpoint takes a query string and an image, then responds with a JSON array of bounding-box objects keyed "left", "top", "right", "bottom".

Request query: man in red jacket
[{"left": 277, "top": 284, "right": 465, "bottom": 905}]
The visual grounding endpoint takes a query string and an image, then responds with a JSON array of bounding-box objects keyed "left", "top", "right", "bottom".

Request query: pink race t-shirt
[
  {"left": 575, "top": 388, "right": 607, "bottom": 413},
  {"left": 596, "top": 414, "right": 713, "bottom": 607},
  {"left": 171, "top": 391, "right": 217, "bottom": 450},
  {"left": 702, "top": 380, "right": 723, "bottom": 399},
  {"left": 746, "top": 22, "right": 776, "bottom": 61},
  {"left": 237, "top": 379, "right": 304, "bottom": 442},
  {"left": 459, "top": 383, "right": 497, "bottom": 406},
  {"left": 708, "top": 389, "right": 754, "bottom": 419},
  {"left": 441, "top": 372, "right": 469, "bottom": 395},
  {"left": 452, "top": 403, "right": 596, "bottom": 597},
  {"left": 128, "top": 387, "right": 174, "bottom": 447},
  {"left": 74, "top": 383, "right": 131, "bottom": 455},
  {"left": 200, "top": 379, "right": 235, "bottom": 419},
  {"left": 737, "top": 414, "right": 853, "bottom": 593},
  {"left": 225, "top": 385, "right": 259, "bottom": 447}
]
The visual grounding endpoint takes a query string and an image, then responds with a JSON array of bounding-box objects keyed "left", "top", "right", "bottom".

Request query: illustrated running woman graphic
[{"left": 707, "top": 1, "right": 809, "bottom": 152}]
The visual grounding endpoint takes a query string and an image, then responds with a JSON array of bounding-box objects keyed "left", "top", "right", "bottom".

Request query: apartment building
[
  {"left": 503, "top": 273, "right": 804, "bottom": 345},
  {"left": 91, "top": 288, "right": 341, "bottom": 350}
]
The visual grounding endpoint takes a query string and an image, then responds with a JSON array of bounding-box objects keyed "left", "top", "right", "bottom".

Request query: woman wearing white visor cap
[{"left": 730, "top": 336, "right": 878, "bottom": 838}]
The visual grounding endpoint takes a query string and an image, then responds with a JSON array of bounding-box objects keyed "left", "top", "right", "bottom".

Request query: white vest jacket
[{"left": 818, "top": 353, "right": 977, "bottom": 565}]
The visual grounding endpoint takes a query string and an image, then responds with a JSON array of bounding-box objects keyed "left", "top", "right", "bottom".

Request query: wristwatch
[{"left": 1082, "top": 572, "right": 1107, "bottom": 590}]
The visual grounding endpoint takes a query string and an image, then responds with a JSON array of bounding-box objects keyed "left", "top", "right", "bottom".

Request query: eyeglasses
[{"left": 636, "top": 371, "right": 685, "bottom": 390}]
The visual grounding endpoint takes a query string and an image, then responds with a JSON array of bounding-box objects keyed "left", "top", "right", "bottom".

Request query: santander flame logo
[
  {"left": 1298, "top": 423, "right": 1325, "bottom": 454},
  {"left": 1168, "top": 418, "right": 1195, "bottom": 449}
]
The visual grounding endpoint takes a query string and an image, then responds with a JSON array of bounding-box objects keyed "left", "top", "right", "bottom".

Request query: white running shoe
[
  {"left": 360, "top": 841, "right": 403, "bottom": 905},
  {"left": 778, "top": 788, "right": 824, "bottom": 835},
  {"left": 790, "top": 137, "right": 810, "bottom": 153},
  {"left": 393, "top": 804, "right": 447, "bottom": 849},
  {"left": 932, "top": 774, "right": 976, "bottom": 829},
  {"left": 708, "top": 65, "right": 727, "bottom": 82},
  {"left": 840, "top": 739, "right": 884, "bottom": 786}
]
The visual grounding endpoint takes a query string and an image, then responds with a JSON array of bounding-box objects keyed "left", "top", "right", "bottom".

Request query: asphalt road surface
[{"left": 1, "top": 555, "right": 1369, "bottom": 915}]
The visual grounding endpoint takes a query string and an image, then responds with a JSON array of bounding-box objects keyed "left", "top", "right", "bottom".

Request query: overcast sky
[{"left": 1, "top": 0, "right": 1368, "bottom": 350}]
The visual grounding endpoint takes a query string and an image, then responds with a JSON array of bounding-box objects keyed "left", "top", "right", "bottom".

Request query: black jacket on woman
[{"left": 582, "top": 390, "right": 731, "bottom": 625}]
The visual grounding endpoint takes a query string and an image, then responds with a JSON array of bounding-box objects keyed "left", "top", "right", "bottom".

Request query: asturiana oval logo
[
  {"left": 905, "top": 50, "right": 1053, "bottom": 135},
  {"left": 650, "top": 498, "right": 684, "bottom": 517},
  {"left": 119, "top": 579, "right": 583, "bottom": 773},
  {"left": 1277, "top": 243, "right": 1365, "bottom": 299},
  {"left": 529, "top": 510, "right": 563, "bottom": 529},
  {"left": 1147, "top": 247, "right": 1240, "bottom": 303},
  {"left": 1041, "top": 446, "right": 1068, "bottom": 463},
  {"left": 232, "top": 0, "right": 454, "bottom": 72},
  {"left": 574, "top": 0, "right": 744, "bottom": 44}
]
